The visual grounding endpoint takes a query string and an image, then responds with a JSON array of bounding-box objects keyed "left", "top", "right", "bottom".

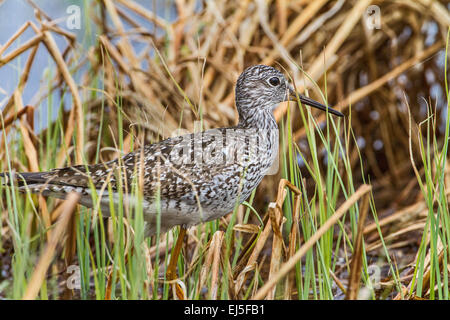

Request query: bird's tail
[
  {"left": 0, "top": 170, "right": 86, "bottom": 199},
  {"left": 0, "top": 168, "right": 119, "bottom": 216},
  {"left": 0, "top": 169, "right": 148, "bottom": 233},
  {"left": 1, "top": 171, "right": 46, "bottom": 187}
]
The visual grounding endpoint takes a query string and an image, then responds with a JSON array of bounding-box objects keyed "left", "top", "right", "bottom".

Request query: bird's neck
[{"left": 236, "top": 102, "right": 279, "bottom": 130}]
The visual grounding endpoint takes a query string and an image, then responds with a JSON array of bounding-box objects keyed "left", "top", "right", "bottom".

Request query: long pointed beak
[{"left": 286, "top": 86, "right": 344, "bottom": 117}]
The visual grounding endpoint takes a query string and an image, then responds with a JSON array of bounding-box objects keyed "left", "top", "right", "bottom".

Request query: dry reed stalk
[
  {"left": 22, "top": 193, "right": 80, "bottom": 300},
  {"left": 284, "top": 191, "right": 302, "bottom": 299},
  {"left": 13, "top": 96, "right": 52, "bottom": 244},
  {"left": 232, "top": 213, "right": 270, "bottom": 277},
  {"left": 15, "top": 93, "right": 38, "bottom": 172},
  {"left": 105, "top": 269, "right": 113, "bottom": 300},
  {"left": 104, "top": 0, "right": 139, "bottom": 67},
  {"left": 233, "top": 223, "right": 260, "bottom": 234},
  {"left": 366, "top": 222, "right": 427, "bottom": 252},
  {"left": 105, "top": 246, "right": 133, "bottom": 300},
  {"left": 252, "top": 184, "right": 372, "bottom": 300},
  {"left": 419, "top": 247, "right": 446, "bottom": 297},
  {"left": 209, "top": 230, "right": 224, "bottom": 300},
  {"left": 345, "top": 191, "right": 370, "bottom": 300},
  {"left": 98, "top": 35, "right": 131, "bottom": 74},
  {"left": 395, "top": 240, "right": 446, "bottom": 300},
  {"left": 257, "top": 0, "right": 296, "bottom": 72},
  {"left": 267, "top": 179, "right": 301, "bottom": 299},
  {"left": 18, "top": 46, "right": 39, "bottom": 98},
  {"left": 275, "top": 0, "right": 287, "bottom": 34},
  {"left": 0, "top": 22, "right": 33, "bottom": 56},
  {"left": 416, "top": 0, "right": 450, "bottom": 27},
  {"left": 266, "top": 202, "right": 284, "bottom": 300},
  {"left": 41, "top": 21, "right": 77, "bottom": 45},
  {"left": 143, "top": 241, "right": 154, "bottom": 296},
  {"left": 42, "top": 30, "right": 84, "bottom": 165},
  {"left": 116, "top": 0, "right": 170, "bottom": 30},
  {"left": 49, "top": 201, "right": 65, "bottom": 222},
  {"left": 363, "top": 202, "right": 426, "bottom": 235},
  {"left": 305, "top": 0, "right": 373, "bottom": 85},
  {"left": 25, "top": 0, "right": 51, "bottom": 21},
  {"left": 329, "top": 268, "right": 347, "bottom": 295},
  {"left": 234, "top": 216, "right": 273, "bottom": 295},
  {"left": 56, "top": 106, "right": 76, "bottom": 166},
  {"left": 64, "top": 207, "right": 78, "bottom": 266},
  {"left": 38, "top": 196, "right": 52, "bottom": 240},
  {"left": 0, "top": 105, "right": 34, "bottom": 131},
  {"left": 197, "top": 236, "right": 216, "bottom": 296},
  {"left": 262, "top": 0, "right": 328, "bottom": 66},
  {"left": 0, "top": 34, "right": 44, "bottom": 68}
]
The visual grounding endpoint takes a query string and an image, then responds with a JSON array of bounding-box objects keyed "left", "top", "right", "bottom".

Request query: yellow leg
[
  {"left": 166, "top": 226, "right": 187, "bottom": 299},
  {"left": 166, "top": 227, "right": 187, "bottom": 280}
]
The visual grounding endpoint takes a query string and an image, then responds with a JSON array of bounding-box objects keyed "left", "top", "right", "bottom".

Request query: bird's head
[{"left": 235, "top": 65, "right": 343, "bottom": 119}]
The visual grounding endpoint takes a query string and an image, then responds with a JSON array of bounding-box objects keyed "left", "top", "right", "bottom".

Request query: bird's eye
[{"left": 268, "top": 77, "right": 280, "bottom": 86}]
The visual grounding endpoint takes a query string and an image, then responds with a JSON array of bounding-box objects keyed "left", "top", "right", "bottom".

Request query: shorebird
[{"left": 0, "top": 65, "right": 343, "bottom": 282}]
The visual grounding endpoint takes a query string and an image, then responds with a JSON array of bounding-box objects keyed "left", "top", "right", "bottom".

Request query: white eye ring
[{"left": 268, "top": 77, "right": 280, "bottom": 86}]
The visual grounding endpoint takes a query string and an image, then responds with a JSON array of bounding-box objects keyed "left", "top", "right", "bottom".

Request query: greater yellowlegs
[{"left": 1, "top": 65, "right": 343, "bottom": 283}]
